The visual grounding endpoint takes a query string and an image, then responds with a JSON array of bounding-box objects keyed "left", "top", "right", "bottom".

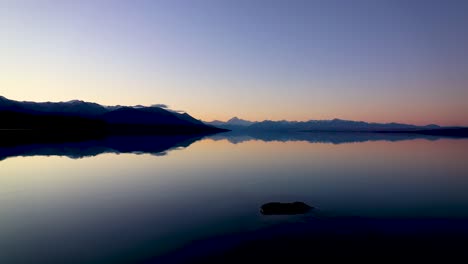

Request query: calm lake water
[{"left": 1, "top": 133, "right": 468, "bottom": 263}]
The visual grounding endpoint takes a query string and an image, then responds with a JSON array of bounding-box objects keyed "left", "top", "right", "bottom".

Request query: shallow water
[{"left": 1, "top": 133, "right": 468, "bottom": 263}]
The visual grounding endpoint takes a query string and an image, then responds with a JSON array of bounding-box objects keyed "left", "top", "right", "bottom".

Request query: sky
[{"left": 1, "top": 0, "right": 467, "bottom": 125}]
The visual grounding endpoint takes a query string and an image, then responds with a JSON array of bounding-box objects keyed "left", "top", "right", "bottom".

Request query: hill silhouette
[{"left": 0, "top": 96, "right": 224, "bottom": 135}]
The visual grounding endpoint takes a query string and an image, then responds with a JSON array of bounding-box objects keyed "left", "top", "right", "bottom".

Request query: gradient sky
[{"left": 1, "top": 0, "right": 467, "bottom": 125}]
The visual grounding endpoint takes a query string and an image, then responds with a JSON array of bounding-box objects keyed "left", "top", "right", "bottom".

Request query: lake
[{"left": 1, "top": 132, "right": 468, "bottom": 263}]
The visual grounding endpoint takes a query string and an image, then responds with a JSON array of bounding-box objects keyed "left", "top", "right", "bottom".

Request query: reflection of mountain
[
  {"left": 0, "top": 134, "right": 204, "bottom": 161},
  {"left": 0, "top": 96, "right": 223, "bottom": 134},
  {"left": 207, "top": 131, "right": 463, "bottom": 145}
]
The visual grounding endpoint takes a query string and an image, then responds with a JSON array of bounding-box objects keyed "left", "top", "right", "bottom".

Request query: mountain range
[
  {"left": 207, "top": 117, "right": 255, "bottom": 129},
  {"left": 0, "top": 96, "right": 223, "bottom": 135},
  {"left": 1, "top": 96, "right": 465, "bottom": 137},
  {"left": 205, "top": 117, "right": 463, "bottom": 133}
]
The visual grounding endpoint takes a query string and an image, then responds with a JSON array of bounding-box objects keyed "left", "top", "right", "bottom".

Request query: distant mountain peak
[
  {"left": 204, "top": 117, "right": 254, "bottom": 128},
  {"left": 226, "top": 117, "right": 254, "bottom": 126}
]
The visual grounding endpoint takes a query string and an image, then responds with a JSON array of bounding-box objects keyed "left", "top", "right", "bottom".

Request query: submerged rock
[{"left": 260, "top": 202, "right": 313, "bottom": 215}]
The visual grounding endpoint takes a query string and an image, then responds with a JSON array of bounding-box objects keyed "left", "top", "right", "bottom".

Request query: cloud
[
  {"left": 151, "top": 104, "right": 169, "bottom": 108},
  {"left": 150, "top": 104, "right": 185, "bottom": 114}
]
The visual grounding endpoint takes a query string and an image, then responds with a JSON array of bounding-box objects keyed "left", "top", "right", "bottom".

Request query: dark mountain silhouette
[
  {"left": 225, "top": 117, "right": 254, "bottom": 126},
  {"left": 0, "top": 96, "right": 224, "bottom": 135},
  {"left": 249, "top": 118, "right": 443, "bottom": 132},
  {"left": 0, "top": 96, "right": 108, "bottom": 117},
  {"left": 173, "top": 112, "right": 206, "bottom": 125},
  {"left": 101, "top": 107, "right": 189, "bottom": 125},
  {"left": 0, "top": 111, "right": 107, "bottom": 131},
  {"left": 206, "top": 117, "right": 254, "bottom": 129},
  {"left": 205, "top": 117, "right": 468, "bottom": 137}
]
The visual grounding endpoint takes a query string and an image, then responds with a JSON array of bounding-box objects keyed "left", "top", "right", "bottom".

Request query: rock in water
[{"left": 260, "top": 202, "right": 313, "bottom": 215}]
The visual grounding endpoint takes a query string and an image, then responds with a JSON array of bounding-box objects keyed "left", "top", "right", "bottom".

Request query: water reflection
[
  {"left": 0, "top": 134, "right": 204, "bottom": 161},
  {"left": 1, "top": 134, "right": 468, "bottom": 264},
  {"left": 1, "top": 131, "right": 465, "bottom": 161},
  {"left": 208, "top": 131, "right": 453, "bottom": 144}
]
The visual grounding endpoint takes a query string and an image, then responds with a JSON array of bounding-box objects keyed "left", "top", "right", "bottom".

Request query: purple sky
[{"left": 1, "top": 0, "right": 467, "bottom": 125}]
